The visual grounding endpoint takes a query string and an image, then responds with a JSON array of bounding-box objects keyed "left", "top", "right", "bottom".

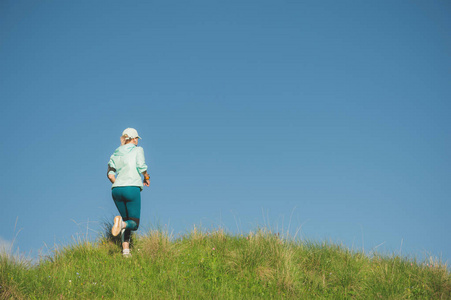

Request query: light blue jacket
[{"left": 108, "top": 144, "right": 148, "bottom": 190}]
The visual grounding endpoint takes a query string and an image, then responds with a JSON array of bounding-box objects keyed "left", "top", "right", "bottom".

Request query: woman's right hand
[{"left": 143, "top": 178, "right": 150, "bottom": 186}]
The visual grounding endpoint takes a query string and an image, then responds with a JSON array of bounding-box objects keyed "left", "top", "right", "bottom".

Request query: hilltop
[{"left": 1, "top": 227, "right": 450, "bottom": 299}]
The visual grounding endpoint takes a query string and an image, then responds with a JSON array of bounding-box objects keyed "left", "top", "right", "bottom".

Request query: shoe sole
[{"left": 112, "top": 216, "right": 122, "bottom": 236}]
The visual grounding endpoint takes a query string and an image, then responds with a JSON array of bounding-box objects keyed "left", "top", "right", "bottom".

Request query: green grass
[{"left": 1, "top": 226, "right": 450, "bottom": 299}]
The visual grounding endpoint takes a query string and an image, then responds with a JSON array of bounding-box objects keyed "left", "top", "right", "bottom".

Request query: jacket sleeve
[
  {"left": 107, "top": 158, "right": 116, "bottom": 176},
  {"left": 136, "top": 147, "right": 148, "bottom": 174}
]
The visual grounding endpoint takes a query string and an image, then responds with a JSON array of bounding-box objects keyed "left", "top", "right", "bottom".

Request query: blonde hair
[{"left": 120, "top": 134, "right": 133, "bottom": 145}]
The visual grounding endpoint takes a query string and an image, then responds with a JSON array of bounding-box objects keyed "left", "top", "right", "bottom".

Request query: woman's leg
[
  {"left": 112, "top": 187, "right": 141, "bottom": 252},
  {"left": 121, "top": 187, "right": 141, "bottom": 251}
]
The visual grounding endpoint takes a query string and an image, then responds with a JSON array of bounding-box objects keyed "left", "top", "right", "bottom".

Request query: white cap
[{"left": 122, "top": 128, "right": 141, "bottom": 139}]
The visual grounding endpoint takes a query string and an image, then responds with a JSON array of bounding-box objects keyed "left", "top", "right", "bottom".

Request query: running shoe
[
  {"left": 123, "top": 249, "right": 132, "bottom": 258},
  {"left": 112, "top": 216, "right": 122, "bottom": 236}
]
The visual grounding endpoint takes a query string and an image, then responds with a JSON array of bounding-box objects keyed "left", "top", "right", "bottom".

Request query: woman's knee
[{"left": 125, "top": 218, "right": 140, "bottom": 231}]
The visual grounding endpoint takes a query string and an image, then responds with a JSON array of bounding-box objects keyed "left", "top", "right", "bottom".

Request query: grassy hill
[{"left": 1, "top": 226, "right": 450, "bottom": 299}]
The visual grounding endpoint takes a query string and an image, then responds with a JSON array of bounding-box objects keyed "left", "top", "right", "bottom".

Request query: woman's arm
[
  {"left": 108, "top": 174, "right": 116, "bottom": 184},
  {"left": 142, "top": 170, "right": 150, "bottom": 186},
  {"left": 107, "top": 162, "right": 116, "bottom": 184},
  {"left": 136, "top": 147, "right": 150, "bottom": 187}
]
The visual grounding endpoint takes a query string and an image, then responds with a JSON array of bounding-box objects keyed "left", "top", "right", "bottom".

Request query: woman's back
[{"left": 109, "top": 144, "right": 147, "bottom": 189}]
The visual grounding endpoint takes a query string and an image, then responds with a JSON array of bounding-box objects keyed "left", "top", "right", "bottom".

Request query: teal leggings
[{"left": 112, "top": 186, "right": 141, "bottom": 242}]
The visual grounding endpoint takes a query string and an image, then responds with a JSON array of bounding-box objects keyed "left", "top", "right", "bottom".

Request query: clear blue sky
[{"left": 1, "top": 1, "right": 450, "bottom": 263}]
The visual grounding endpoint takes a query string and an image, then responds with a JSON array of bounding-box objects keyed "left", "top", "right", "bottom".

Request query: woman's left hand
[{"left": 143, "top": 179, "right": 150, "bottom": 186}]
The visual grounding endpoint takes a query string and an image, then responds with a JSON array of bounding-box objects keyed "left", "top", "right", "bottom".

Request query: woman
[{"left": 107, "top": 128, "right": 150, "bottom": 257}]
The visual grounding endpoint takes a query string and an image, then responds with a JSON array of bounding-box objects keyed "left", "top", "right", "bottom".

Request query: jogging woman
[{"left": 107, "top": 128, "right": 150, "bottom": 257}]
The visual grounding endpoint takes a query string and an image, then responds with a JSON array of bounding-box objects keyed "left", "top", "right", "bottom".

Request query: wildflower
[
  {"left": 69, "top": 280, "right": 72, "bottom": 283},
  {"left": 212, "top": 248, "right": 215, "bottom": 251}
]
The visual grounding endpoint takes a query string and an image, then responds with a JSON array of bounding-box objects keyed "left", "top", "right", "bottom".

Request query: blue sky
[{"left": 1, "top": 1, "right": 450, "bottom": 263}]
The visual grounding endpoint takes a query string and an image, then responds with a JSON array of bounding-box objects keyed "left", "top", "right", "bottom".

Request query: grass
[{"left": 1, "top": 225, "right": 450, "bottom": 299}]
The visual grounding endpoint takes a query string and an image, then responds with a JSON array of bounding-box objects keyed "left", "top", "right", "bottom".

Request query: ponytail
[{"left": 121, "top": 134, "right": 133, "bottom": 145}]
